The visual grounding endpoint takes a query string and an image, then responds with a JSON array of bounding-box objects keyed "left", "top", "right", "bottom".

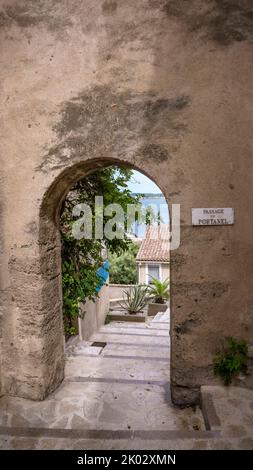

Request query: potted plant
[
  {"left": 147, "top": 277, "right": 170, "bottom": 316},
  {"left": 119, "top": 285, "right": 149, "bottom": 315}
]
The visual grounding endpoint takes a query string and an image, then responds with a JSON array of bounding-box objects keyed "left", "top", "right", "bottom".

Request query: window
[{"left": 148, "top": 264, "right": 160, "bottom": 284}]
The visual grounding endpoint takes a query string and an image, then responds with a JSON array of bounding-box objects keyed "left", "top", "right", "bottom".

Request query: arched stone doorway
[
  {"left": 39, "top": 158, "right": 173, "bottom": 396},
  {"left": 2, "top": 156, "right": 184, "bottom": 402}
]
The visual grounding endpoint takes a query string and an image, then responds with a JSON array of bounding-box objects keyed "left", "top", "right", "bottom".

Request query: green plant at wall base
[
  {"left": 120, "top": 285, "right": 149, "bottom": 314},
  {"left": 148, "top": 277, "right": 170, "bottom": 304},
  {"left": 214, "top": 337, "right": 248, "bottom": 385}
]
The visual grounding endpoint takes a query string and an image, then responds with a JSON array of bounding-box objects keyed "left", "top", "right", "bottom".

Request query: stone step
[
  {"left": 152, "top": 311, "right": 170, "bottom": 323},
  {"left": 101, "top": 343, "right": 170, "bottom": 359},
  {"left": 90, "top": 332, "right": 170, "bottom": 347},
  {"left": 106, "top": 321, "right": 169, "bottom": 331},
  {"left": 0, "top": 432, "right": 222, "bottom": 450},
  {"left": 0, "top": 427, "right": 217, "bottom": 443},
  {"left": 99, "top": 326, "right": 169, "bottom": 337},
  {"left": 65, "top": 355, "right": 169, "bottom": 382}
]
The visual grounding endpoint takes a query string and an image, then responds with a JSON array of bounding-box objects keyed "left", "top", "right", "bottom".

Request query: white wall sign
[{"left": 192, "top": 208, "right": 234, "bottom": 226}]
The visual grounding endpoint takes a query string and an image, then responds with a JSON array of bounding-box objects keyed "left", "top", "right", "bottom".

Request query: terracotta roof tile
[{"left": 136, "top": 225, "right": 170, "bottom": 262}]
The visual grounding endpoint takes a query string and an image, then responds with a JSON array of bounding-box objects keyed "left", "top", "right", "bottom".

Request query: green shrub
[
  {"left": 61, "top": 234, "right": 101, "bottom": 337},
  {"left": 109, "top": 243, "right": 139, "bottom": 284},
  {"left": 214, "top": 337, "right": 248, "bottom": 385}
]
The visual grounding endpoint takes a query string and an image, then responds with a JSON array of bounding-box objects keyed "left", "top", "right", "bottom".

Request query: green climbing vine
[{"left": 60, "top": 166, "right": 154, "bottom": 337}]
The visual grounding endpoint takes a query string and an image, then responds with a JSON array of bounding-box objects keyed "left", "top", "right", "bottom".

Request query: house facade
[{"left": 136, "top": 225, "right": 170, "bottom": 285}]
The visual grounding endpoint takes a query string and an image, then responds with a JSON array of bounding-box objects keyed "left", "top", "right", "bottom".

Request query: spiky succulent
[{"left": 119, "top": 285, "right": 149, "bottom": 314}]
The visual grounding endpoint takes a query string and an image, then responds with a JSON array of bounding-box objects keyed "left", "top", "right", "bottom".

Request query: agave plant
[
  {"left": 148, "top": 277, "right": 170, "bottom": 304},
  {"left": 119, "top": 285, "right": 149, "bottom": 314}
]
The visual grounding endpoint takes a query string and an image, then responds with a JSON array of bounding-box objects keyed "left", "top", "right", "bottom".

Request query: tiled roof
[{"left": 136, "top": 225, "right": 170, "bottom": 262}]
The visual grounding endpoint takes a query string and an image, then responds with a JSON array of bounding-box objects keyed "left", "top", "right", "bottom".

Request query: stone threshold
[
  {"left": 69, "top": 353, "right": 169, "bottom": 362},
  {"left": 0, "top": 426, "right": 220, "bottom": 440},
  {"left": 200, "top": 387, "right": 221, "bottom": 432},
  {"left": 66, "top": 377, "right": 169, "bottom": 387},
  {"left": 100, "top": 341, "right": 169, "bottom": 349}
]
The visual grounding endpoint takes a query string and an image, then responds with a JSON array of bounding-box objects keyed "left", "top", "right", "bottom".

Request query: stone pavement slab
[
  {"left": 201, "top": 385, "right": 253, "bottom": 440},
  {"left": 1, "top": 315, "right": 252, "bottom": 450}
]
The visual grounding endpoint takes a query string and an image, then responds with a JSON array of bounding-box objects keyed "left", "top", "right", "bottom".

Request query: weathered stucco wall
[{"left": 0, "top": 0, "right": 253, "bottom": 403}]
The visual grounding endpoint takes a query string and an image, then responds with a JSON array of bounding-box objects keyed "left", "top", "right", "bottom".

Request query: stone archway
[
  {"left": 37, "top": 158, "right": 173, "bottom": 400},
  {"left": 1, "top": 146, "right": 237, "bottom": 406},
  {"left": 1, "top": 155, "right": 182, "bottom": 402}
]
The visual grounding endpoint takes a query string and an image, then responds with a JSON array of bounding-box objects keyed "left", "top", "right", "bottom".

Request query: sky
[{"left": 127, "top": 170, "right": 162, "bottom": 194}]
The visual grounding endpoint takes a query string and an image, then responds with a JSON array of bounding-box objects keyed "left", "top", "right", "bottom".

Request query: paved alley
[{"left": 0, "top": 313, "right": 253, "bottom": 449}]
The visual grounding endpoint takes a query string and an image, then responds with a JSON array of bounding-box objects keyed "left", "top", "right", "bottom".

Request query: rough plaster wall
[{"left": 0, "top": 0, "right": 252, "bottom": 403}]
